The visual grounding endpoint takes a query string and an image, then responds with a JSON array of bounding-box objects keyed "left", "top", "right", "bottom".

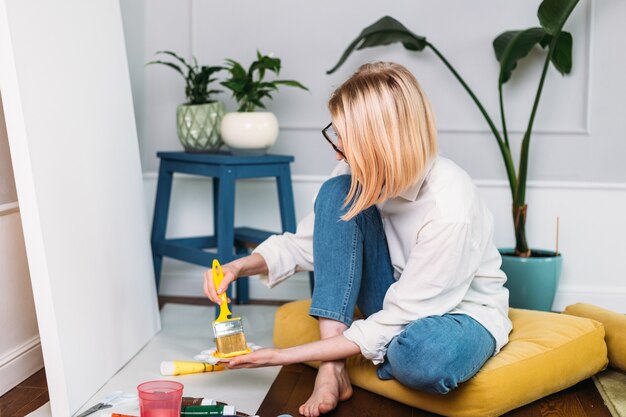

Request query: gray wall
[
  {"left": 121, "top": 0, "right": 626, "bottom": 182},
  {"left": 120, "top": 0, "right": 626, "bottom": 310},
  {"left": 0, "top": 96, "right": 16, "bottom": 204}
]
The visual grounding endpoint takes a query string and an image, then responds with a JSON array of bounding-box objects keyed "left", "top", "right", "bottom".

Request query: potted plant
[
  {"left": 147, "top": 51, "right": 225, "bottom": 152},
  {"left": 326, "top": 0, "right": 580, "bottom": 311},
  {"left": 219, "top": 51, "right": 308, "bottom": 155}
]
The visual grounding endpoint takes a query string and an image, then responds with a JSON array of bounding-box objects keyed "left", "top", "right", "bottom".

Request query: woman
[{"left": 204, "top": 62, "right": 512, "bottom": 417}]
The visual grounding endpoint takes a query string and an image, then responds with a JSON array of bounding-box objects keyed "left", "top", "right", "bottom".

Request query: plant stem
[
  {"left": 427, "top": 42, "right": 517, "bottom": 198},
  {"left": 513, "top": 33, "right": 560, "bottom": 256},
  {"left": 513, "top": 204, "right": 530, "bottom": 256},
  {"left": 516, "top": 35, "right": 559, "bottom": 208},
  {"left": 498, "top": 84, "right": 510, "bottom": 149}
]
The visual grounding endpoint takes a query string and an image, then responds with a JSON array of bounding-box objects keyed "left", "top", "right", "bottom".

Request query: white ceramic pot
[{"left": 220, "top": 111, "right": 279, "bottom": 155}]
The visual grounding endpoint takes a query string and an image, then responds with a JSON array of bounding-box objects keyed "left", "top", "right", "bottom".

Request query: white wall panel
[
  {"left": 0, "top": 0, "right": 160, "bottom": 414},
  {"left": 128, "top": 0, "right": 626, "bottom": 184},
  {"left": 190, "top": 0, "right": 590, "bottom": 134}
]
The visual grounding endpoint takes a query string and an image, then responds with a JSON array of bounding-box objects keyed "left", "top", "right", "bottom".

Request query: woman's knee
[
  {"left": 384, "top": 333, "right": 460, "bottom": 394},
  {"left": 315, "top": 175, "right": 352, "bottom": 214}
]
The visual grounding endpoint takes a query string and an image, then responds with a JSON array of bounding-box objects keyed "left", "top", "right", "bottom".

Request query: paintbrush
[{"left": 211, "top": 259, "right": 251, "bottom": 358}]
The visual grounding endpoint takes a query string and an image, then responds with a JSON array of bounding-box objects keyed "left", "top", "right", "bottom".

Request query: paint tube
[
  {"left": 160, "top": 361, "right": 225, "bottom": 376},
  {"left": 181, "top": 397, "right": 217, "bottom": 406}
]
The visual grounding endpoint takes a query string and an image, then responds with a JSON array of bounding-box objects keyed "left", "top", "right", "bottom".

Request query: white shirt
[{"left": 254, "top": 156, "right": 512, "bottom": 364}]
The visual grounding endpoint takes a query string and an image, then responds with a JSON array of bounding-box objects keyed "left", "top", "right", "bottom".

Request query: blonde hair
[{"left": 328, "top": 62, "right": 438, "bottom": 220}]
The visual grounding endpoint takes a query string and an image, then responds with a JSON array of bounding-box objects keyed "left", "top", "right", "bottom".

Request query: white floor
[{"left": 28, "top": 303, "right": 280, "bottom": 417}]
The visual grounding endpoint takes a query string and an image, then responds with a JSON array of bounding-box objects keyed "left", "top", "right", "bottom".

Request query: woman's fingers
[
  {"left": 203, "top": 267, "right": 236, "bottom": 304},
  {"left": 228, "top": 348, "right": 278, "bottom": 369},
  {"left": 217, "top": 269, "right": 234, "bottom": 295},
  {"left": 203, "top": 269, "right": 220, "bottom": 304}
]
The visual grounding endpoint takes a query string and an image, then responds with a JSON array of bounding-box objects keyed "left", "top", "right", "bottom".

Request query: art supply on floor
[
  {"left": 99, "top": 414, "right": 139, "bottom": 417},
  {"left": 180, "top": 404, "right": 236, "bottom": 416},
  {"left": 181, "top": 397, "right": 217, "bottom": 406},
  {"left": 211, "top": 259, "right": 251, "bottom": 358},
  {"left": 160, "top": 360, "right": 225, "bottom": 376},
  {"left": 137, "top": 380, "right": 184, "bottom": 417},
  {"left": 77, "top": 391, "right": 138, "bottom": 417}
]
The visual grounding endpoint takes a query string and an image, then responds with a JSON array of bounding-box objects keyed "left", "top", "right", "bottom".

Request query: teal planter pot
[
  {"left": 499, "top": 248, "right": 563, "bottom": 312},
  {"left": 176, "top": 102, "right": 225, "bottom": 152}
]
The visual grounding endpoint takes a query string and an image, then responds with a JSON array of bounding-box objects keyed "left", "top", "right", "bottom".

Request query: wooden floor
[
  {"left": 258, "top": 363, "right": 612, "bottom": 417},
  {"left": 0, "top": 297, "right": 613, "bottom": 417},
  {"left": 0, "top": 369, "right": 49, "bottom": 417}
]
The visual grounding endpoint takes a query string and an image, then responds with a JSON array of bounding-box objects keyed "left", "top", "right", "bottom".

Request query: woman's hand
[
  {"left": 227, "top": 348, "right": 283, "bottom": 369},
  {"left": 203, "top": 262, "right": 240, "bottom": 304},
  {"left": 227, "top": 336, "right": 361, "bottom": 370},
  {"left": 203, "top": 253, "right": 269, "bottom": 304}
]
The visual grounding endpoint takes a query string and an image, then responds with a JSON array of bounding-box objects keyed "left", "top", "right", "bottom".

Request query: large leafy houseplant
[
  {"left": 147, "top": 51, "right": 225, "bottom": 152},
  {"left": 327, "top": 0, "right": 579, "bottom": 258}
]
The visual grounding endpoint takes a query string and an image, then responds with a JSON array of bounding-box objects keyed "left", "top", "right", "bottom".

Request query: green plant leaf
[
  {"left": 252, "top": 98, "right": 265, "bottom": 108},
  {"left": 154, "top": 50, "right": 193, "bottom": 72},
  {"left": 145, "top": 60, "right": 185, "bottom": 78},
  {"left": 273, "top": 80, "right": 309, "bottom": 91},
  {"left": 494, "top": 28, "right": 548, "bottom": 84},
  {"left": 221, "top": 80, "right": 245, "bottom": 93},
  {"left": 225, "top": 59, "right": 248, "bottom": 79},
  {"left": 327, "top": 16, "right": 427, "bottom": 74},
  {"left": 549, "top": 31, "right": 573, "bottom": 74},
  {"left": 251, "top": 53, "right": 281, "bottom": 80},
  {"left": 258, "top": 82, "right": 279, "bottom": 91},
  {"left": 538, "top": 0, "right": 579, "bottom": 35},
  {"left": 222, "top": 52, "right": 307, "bottom": 111},
  {"left": 148, "top": 51, "right": 223, "bottom": 104}
]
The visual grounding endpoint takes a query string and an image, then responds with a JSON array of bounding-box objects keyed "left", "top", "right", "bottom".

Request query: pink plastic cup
[{"left": 137, "top": 380, "right": 184, "bottom": 417}]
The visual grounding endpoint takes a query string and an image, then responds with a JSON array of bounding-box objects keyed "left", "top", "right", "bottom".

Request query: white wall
[
  {"left": 120, "top": 1, "right": 626, "bottom": 311},
  {"left": 0, "top": 94, "right": 43, "bottom": 396}
]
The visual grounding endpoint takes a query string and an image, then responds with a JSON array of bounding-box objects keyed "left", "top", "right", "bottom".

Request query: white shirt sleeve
[
  {"left": 343, "top": 220, "right": 481, "bottom": 364},
  {"left": 252, "top": 211, "right": 315, "bottom": 287}
]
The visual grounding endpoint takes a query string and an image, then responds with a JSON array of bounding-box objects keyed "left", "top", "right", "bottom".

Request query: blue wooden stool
[{"left": 150, "top": 151, "right": 297, "bottom": 303}]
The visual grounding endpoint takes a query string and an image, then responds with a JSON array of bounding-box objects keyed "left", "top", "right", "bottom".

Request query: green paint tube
[{"left": 180, "top": 404, "right": 236, "bottom": 416}]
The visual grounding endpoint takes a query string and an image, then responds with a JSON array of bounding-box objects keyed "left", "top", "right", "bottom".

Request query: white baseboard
[
  {"left": 160, "top": 269, "right": 626, "bottom": 313},
  {"left": 0, "top": 336, "right": 44, "bottom": 396},
  {"left": 553, "top": 285, "right": 626, "bottom": 313}
]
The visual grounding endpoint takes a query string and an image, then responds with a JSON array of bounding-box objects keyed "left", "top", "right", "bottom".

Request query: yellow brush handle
[{"left": 212, "top": 259, "right": 232, "bottom": 322}]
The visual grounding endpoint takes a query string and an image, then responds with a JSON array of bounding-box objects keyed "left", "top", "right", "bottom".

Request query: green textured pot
[
  {"left": 176, "top": 102, "right": 225, "bottom": 152},
  {"left": 499, "top": 248, "right": 563, "bottom": 312}
]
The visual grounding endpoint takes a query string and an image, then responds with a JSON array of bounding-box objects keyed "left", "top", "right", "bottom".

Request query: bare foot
[{"left": 299, "top": 361, "right": 353, "bottom": 417}]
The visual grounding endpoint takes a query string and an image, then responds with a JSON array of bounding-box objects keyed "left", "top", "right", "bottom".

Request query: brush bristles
[
  {"left": 213, "top": 317, "right": 250, "bottom": 357},
  {"left": 215, "top": 332, "right": 248, "bottom": 355}
]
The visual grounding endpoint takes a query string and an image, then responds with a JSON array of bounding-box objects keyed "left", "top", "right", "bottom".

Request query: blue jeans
[{"left": 309, "top": 175, "right": 495, "bottom": 394}]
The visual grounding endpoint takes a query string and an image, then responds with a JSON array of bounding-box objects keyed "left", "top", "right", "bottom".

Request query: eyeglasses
[{"left": 321, "top": 122, "right": 346, "bottom": 159}]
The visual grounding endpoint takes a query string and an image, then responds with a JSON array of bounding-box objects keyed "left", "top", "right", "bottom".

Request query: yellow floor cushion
[
  {"left": 563, "top": 303, "right": 626, "bottom": 371},
  {"left": 274, "top": 299, "right": 608, "bottom": 417}
]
